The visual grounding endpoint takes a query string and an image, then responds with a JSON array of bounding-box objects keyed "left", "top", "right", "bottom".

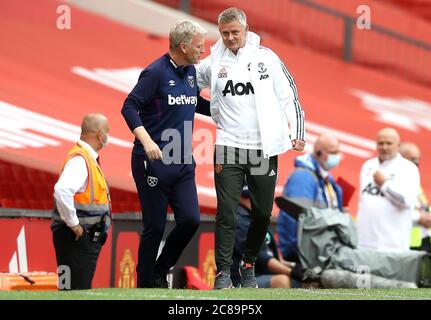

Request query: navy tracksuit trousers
[{"left": 132, "top": 153, "right": 200, "bottom": 288}]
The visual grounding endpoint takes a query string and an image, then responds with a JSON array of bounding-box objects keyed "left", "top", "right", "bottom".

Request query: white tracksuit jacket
[
  {"left": 357, "top": 153, "right": 420, "bottom": 252},
  {"left": 196, "top": 32, "right": 305, "bottom": 158}
]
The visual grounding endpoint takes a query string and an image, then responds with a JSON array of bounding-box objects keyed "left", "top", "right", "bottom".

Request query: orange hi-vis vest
[{"left": 52, "top": 143, "right": 111, "bottom": 229}]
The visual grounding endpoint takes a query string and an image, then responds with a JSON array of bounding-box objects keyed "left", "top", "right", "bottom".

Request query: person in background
[
  {"left": 357, "top": 128, "right": 420, "bottom": 252},
  {"left": 52, "top": 113, "right": 111, "bottom": 290},
  {"left": 277, "top": 134, "right": 343, "bottom": 262},
  {"left": 231, "top": 184, "right": 292, "bottom": 288},
  {"left": 399, "top": 142, "right": 431, "bottom": 252}
]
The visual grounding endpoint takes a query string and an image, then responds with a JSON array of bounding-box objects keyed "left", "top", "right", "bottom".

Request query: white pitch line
[{"left": 296, "top": 288, "right": 431, "bottom": 300}]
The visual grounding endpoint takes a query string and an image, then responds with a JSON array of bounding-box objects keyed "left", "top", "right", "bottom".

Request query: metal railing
[{"left": 156, "top": 0, "right": 431, "bottom": 86}]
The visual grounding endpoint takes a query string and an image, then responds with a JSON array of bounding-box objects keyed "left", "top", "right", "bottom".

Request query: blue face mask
[{"left": 324, "top": 153, "right": 341, "bottom": 170}]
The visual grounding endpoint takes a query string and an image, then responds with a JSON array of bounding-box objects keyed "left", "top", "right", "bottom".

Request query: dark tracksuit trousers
[
  {"left": 132, "top": 153, "right": 200, "bottom": 288},
  {"left": 214, "top": 146, "right": 278, "bottom": 273},
  {"left": 52, "top": 225, "right": 102, "bottom": 290}
]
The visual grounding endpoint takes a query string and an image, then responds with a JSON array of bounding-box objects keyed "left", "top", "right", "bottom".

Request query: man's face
[
  {"left": 401, "top": 148, "right": 420, "bottom": 167},
  {"left": 318, "top": 140, "right": 341, "bottom": 170},
  {"left": 184, "top": 33, "right": 205, "bottom": 65},
  {"left": 219, "top": 20, "right": 247, "bottom": 54},
  {"left": 377, "top": 134, "right": 399, "bottom": 162}
]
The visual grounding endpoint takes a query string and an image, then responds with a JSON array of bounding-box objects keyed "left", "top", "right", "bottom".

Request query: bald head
[
  {"left": 376, "top": 128, "right": 400, "bottom": 162},
  {"left": 399, "top": 142, "right": 420, "bottom": 166},
  {"left": 80, "top": 113, "right": 110, "bottom": 151},
  {"left": 81, "top": 113, "right": 108, "bottom": 134},
  {"left": 313, "top": 134, "right": 339, "bottom": 154},
  {"left": 313, "top": 134, "right": 341, "bottom": 170},
  {"left": 377, "top": 128, "right": 400, "bottom": 143}
]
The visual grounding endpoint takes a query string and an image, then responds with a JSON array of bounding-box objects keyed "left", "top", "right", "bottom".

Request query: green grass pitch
[{"left": 1, "top": 288, "right": 431, "bottom": 300}]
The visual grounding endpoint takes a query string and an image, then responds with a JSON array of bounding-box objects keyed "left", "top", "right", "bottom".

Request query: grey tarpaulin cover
[{"left": 297, "top": 207, "right": 426, "bottom": 285}]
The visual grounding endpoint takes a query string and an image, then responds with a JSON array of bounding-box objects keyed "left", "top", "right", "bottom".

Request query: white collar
[
  {"left": 379, "top": 153, "right": 400, "bottom": 166},
  {"left": 77, "top": 140, "right": 99, "bottom": 161}
]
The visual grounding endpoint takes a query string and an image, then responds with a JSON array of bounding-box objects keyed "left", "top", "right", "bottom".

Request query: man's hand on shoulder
[{"left": 292, "top": 139, "right": 305, "bottom": 152}]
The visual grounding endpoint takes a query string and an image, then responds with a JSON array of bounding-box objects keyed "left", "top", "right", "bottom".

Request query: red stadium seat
[
  {"left": 42, "top": 200, "right": 53, "bottom": 210},
  {"left": 9, "top": 182, "right": 24, "bottom": 200},
  {"left": 0, "top": 198, "right": 16, "bottom": 208},
  {"left": 12, "top": 166, "right": 29, "bottom": 183},
  {"left": 15, "top": 199, "right": 31, "bottom": 209},
  {"left": 40, "top": 171, "right": 58, "bottom": 184},
  {"left": 0, "top": 183, "right": 13, "bottom": 198},
  {"left": 22, "top": 184, "right": 36, "bottom": 200},
  {"left": 26, "top": 169, "right": 44, "bottom": 182},
  {"left": 0, "top": 166, "right": 14, "bottom": 181}
]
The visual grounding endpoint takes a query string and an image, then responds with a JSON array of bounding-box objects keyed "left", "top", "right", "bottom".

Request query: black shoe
[
  {"left": 213, "top": 271, "right": 233, "bottom": 290},
  {"left": 240, "top": 261, "right": 258, "bottom": 288},
  {"left": 154, "top": 273, "right": 169, "bottom": 289}
]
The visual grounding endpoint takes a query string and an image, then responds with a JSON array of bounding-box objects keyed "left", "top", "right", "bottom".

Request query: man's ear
[
  {"left": 180, "top": 43, "right": 187, "bottom": 54},
  {"left": 245, "top": 24, "right": 249, "bottom": 32}
]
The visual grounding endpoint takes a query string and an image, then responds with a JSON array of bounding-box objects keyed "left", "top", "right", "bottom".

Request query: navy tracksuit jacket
[{"left": 121, "top": 54, "right": 210, "bottom": 287}]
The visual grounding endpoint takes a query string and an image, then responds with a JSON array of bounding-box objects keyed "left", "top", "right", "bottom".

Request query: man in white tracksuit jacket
[
  {"left": 196, "top": 7, "right": 306, "bottom": 289},
  {"left": 357, "top": 128, "right": 420, "bottom": 252}
]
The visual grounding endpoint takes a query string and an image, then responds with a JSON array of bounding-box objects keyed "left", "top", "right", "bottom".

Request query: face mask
[
  {"left": 324, "top": 153, "right": 341, "bottom": 170},
  {"left": 101, "top": 134, "right": 109, "bottom": 148}
]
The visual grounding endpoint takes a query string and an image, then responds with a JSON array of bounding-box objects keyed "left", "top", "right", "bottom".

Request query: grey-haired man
[{"left": 197, "top": 7, "right": 305, "bottom": 289}]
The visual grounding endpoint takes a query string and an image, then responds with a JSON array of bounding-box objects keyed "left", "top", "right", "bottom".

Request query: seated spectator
[
  {"left": 231, "top": 185, "right": 293, "bottom": 288},
  {"left": 357, "top": 128, "right": 420, "bottom": 252},
  {"left": 277, "top": 134, "right": 344, "bottom": 262},
  {"left": 399, "top": 142, "right": 431, "bottom": 253}
]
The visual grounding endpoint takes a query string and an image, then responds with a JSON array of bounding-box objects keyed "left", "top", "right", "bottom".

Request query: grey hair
[
  {"left": 217, "top": 7, "right": 247, "bottom": 27},
  {"left": 169, "top": 20, "right": 207, "bottom": 50}
]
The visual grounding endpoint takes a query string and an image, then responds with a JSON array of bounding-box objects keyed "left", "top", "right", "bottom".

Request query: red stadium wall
[
  {"left": 0, "top": 217, "right": 112, "bottom": 288},
  {"left": 0, "top": 215, "right": 223, "bottom": 289}
]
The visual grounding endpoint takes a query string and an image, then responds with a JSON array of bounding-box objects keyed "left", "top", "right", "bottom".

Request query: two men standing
[{"left": 122, "top": 8, "right": 305, "bottom": 289}]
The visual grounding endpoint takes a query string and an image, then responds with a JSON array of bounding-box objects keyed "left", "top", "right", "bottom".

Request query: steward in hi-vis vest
[
  {"left": 52, "top": 143, "right": 111, "bottom": 234},
  {"left": 51, "top": 113, "right": 111, "bottom": 290}
]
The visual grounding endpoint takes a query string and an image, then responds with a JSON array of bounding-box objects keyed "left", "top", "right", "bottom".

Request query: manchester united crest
[{"left": 258, "top": 62, "right": 267, "bottom": 73}]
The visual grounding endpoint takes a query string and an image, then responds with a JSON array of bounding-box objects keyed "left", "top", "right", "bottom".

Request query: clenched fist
[{"left": 292, "top": 139, "right": 305, "bottom": 152}]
